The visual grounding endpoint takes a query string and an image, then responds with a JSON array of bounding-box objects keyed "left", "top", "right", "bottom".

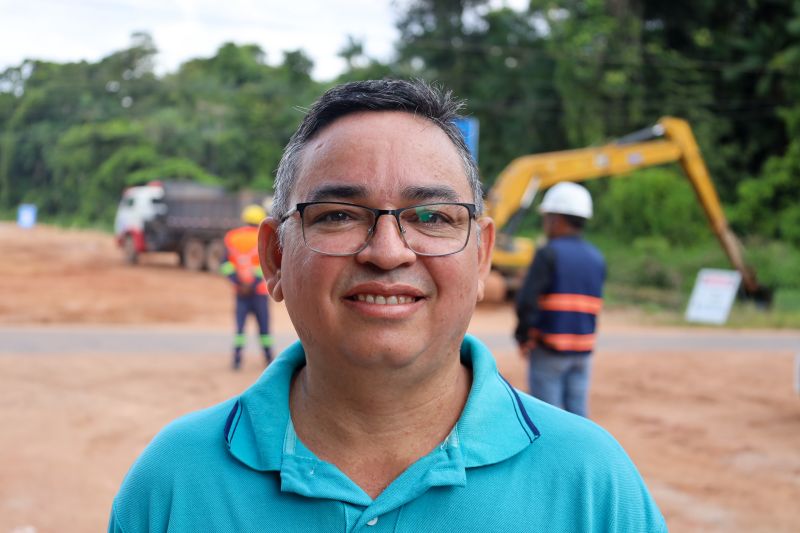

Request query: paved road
[{"left": 2, "top": 325, "right": 799, "bottom": 356}]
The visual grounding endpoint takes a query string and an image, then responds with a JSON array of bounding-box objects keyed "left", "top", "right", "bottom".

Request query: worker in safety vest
[
  {"left": 514, "top": 182, "right": 606, "bottom": 417},
  {"left": 221, "top": 204, "right": 273, "bottom": 370}
]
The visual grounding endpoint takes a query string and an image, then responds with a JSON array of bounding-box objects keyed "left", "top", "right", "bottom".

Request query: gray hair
[{"left": 272, "top": 79, "right": 483, "bottom": 221}]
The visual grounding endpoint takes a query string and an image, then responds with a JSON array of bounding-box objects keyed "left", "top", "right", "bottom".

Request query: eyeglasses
[{"left": 281, "top": 201, "right": 477, "bottom": 257}]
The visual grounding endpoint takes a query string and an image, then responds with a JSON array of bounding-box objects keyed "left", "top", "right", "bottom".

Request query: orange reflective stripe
[
  {"left": 541, "top": 333, "right": 596, "bottom": 352},
  {"left": 538, "top": 294, "right": 603, "bottom": 314},
  {"left": 255, "top": 281, "right": 268, "bottom": 295}
]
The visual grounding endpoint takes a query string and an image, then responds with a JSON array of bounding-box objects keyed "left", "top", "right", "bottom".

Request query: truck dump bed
[{"left": 160, "top": 183, "right": 242, "bottom": 236}]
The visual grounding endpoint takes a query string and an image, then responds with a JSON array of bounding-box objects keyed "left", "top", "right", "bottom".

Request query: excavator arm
[{"left": 485, "top": 116, "right": 766, "bottom": 300}]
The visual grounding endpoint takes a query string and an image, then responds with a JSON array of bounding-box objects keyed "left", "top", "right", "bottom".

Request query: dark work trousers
[{"left": 233, "top": 293, "right": 272, "bottom": 367}]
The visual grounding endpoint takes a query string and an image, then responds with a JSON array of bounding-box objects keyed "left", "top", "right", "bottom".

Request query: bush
[
  {"left": 595, "top": 234, "right": 728, "bottom": 292},
  {"left": 743, "top": 239, "right": 800, "bottom": 291},
  {"left": 593, "top": 166, "right": 712, "bottom": 246},
  {"left": 733, "top": 106, "right": 800, "bottom": 248}
]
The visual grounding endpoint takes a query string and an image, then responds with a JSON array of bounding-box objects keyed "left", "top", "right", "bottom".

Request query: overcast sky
[
  {"left": 1, "top": 0, "right": 529, "bottom": 81},
  {"left": 0, "top": 0, "right": 400, "bottom": 81}
]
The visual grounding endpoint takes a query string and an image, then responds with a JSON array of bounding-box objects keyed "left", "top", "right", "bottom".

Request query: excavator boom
[{"left": 486, "top": 116, "right": 764, "bottom": 299}]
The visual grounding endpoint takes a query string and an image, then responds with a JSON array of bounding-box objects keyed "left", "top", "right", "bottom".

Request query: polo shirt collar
[
  {"left": 225, "top": 335, "right": 539, "bottom": 495},
  {"left": 456, "top": 335, "right": 541, "bottom": 467}
]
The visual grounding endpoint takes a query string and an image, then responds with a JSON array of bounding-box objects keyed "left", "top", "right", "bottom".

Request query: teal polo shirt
[{"left": 109, "top": 335, "right": 666, "bottom": 532}]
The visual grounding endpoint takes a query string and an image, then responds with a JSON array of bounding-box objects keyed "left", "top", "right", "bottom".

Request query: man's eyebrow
[
  {"left": 307, "top": 184, "right": 368, "bottom": 202},
  {"left": 402, "top": 185, "right": 461, "bottom": 203}
]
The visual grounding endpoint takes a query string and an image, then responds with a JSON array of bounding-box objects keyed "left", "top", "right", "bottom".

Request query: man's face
[{"left": 267, "top": 111, "right": 494, "bottom": 372}]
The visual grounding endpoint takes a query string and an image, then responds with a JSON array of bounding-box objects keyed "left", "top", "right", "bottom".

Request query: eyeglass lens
[{"left": 300, "top": 203, "right": 472, "bottom": 256}]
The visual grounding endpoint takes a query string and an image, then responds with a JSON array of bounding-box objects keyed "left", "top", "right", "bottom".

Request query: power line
[{"left": 395, "top": 35, "right": 800, "bottom": 74}]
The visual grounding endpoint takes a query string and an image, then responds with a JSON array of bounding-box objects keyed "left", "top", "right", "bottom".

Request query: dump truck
[
  {"left": 484, "top": 116, "right": 770, "bottom": 303},
  {"left": 114, "top": 180, "right": 269, "bottom": 272}
]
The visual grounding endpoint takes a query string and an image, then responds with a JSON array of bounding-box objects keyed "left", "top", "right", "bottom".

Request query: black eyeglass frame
[{"left": 280, "top": 200, "right": 478, "bottom": 257}]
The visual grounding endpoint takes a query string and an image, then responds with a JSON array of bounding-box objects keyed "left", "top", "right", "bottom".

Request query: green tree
[
  {"left": 0, "top": 32, "right": 162, "bottom": 213},
  {"left": 532, "top": 0, "right": 647, "bottom": 145},
  {"left": 394, "top": 1, "right": 567, "bottom": 183},
  {"left": 49, "top": 120, "right": 147, "bottom": 220},
  {"left": 729, "top": 0, "right": 800, "bottom": 247},
  {"left": 336, "top": 35, "right": 396, "bottom": 82}
]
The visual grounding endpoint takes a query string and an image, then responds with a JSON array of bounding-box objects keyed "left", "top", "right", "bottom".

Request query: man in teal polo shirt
[{"left": 109, "top": 79, "right": 667, "bottom": 532}]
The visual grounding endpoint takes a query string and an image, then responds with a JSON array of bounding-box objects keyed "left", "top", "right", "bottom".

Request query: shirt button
[{"left": 366, "top": 517, "right": 379, "bottom": 526}]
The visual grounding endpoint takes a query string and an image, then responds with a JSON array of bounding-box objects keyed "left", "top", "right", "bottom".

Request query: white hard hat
[{"left": 538, "top": 182, "right": 593, "bottom": 219}]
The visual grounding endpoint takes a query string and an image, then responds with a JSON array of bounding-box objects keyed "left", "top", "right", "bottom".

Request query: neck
[
  {"left": 549, "top": 227, "right": 581, "bottom": 239},
  {"left": 289, "top": 348, "right": 471, "bottom": 498}
]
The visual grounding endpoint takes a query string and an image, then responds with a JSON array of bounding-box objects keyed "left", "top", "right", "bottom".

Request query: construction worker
[
  {"left": 221, "top": 204, "right": 273, "bottom": 370},
  {"left": 515, "top": 182, "right": 606, "bottom": 417}
]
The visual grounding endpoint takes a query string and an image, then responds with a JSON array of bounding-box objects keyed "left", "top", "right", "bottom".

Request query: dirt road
[{"left": 1, "top": 222, "right": 799, "bottom": 532}]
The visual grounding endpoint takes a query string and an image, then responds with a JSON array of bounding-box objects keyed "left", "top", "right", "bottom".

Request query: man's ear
[
  {"left": 475, "top": 217, "right": 496, "bottom": 303},
  {"left": 258, "top": 217, "right": 284, "bottom": 302}
]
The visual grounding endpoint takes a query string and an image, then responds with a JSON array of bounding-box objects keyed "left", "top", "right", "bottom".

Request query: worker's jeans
[
  {"left": 527, "top": 346, "right": 592, "bottom": 417},
  {"left": 235, "top": 293, "right": 270, "bottom": 337}
]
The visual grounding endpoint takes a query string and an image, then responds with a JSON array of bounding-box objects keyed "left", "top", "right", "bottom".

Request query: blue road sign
[
  {"left": 454, "top": 117, "right": 479, "bottom": 162},
  {"left": 17, "top": 204, "right": 37, "bottom": 228}
]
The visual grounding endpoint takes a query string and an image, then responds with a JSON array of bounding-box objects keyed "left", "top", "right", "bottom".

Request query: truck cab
[{"left": 114, "top": 184, "right": 166, "bottom": 263}]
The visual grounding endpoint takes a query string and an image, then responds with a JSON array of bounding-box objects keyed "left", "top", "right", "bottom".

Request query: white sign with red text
[{"left": 685, "top": 269, "right": 742, "bottom": 325}]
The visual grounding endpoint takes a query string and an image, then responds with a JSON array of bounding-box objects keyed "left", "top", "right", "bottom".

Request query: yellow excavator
[{"left": 484, "top": 116, "right": 770, "bottom": 304}]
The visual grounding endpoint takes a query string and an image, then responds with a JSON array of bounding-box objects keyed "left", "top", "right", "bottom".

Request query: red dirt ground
[{"left": 1, "top": 222, "right": 798, "bottom": 532}]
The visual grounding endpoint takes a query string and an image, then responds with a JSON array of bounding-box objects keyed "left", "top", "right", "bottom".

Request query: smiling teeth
[{"left": 356, "top": 294, "right": 415, "bottom": 305}]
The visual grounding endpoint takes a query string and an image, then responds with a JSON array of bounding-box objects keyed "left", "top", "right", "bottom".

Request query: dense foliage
[
  {"left": 0, "top": 34, "right": 322, "bottom": 223},
  {"left": 1, "top": 1, "right": 798, "bottom": 284}
]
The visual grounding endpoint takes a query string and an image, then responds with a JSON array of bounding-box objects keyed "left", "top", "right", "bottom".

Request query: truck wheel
[
  {"left": 182, "top": 238, "right": 206, "bottom": 271},
  {"left": 205, "top": 239, "right": 226, "bottom": 273},
  {"left": 123, "top": 235, "right": 138, "bottom": 265}
]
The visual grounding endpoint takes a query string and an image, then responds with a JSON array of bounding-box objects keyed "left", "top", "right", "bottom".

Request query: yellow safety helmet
[{"left": 241, "top": 204, "right": 267, "bottom": 225}]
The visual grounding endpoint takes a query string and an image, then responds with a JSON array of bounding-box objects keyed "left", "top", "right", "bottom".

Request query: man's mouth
[{"left": 349, "top": 294, "right": 422, "bottom": 305}]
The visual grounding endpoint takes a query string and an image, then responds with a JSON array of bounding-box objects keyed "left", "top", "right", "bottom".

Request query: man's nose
[{"left": 355, "top": 214, "right": 417, "bottom": 269}]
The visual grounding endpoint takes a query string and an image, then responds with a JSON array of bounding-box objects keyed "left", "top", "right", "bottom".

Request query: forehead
[{"left": 293, "top": 111, "right": 470, "bottom": 204}]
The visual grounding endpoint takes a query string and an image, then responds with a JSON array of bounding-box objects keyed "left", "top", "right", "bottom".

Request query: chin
[
  {"left": 345, "top": 333, "right": 429, "bottom": 369},
  {"left": 359, "top": 330, "right": 465, "bottom": 372}
]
